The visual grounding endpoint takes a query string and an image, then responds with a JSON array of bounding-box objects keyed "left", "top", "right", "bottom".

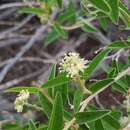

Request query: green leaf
[
  {"left": 38, "top": 125, "right": 48, "bottom": 130},
  {"left": 120, "top": 8, "right": 130, "bottom": 27},
  {"left": 119, "top": 1, "right": 130, "bottom": 27},
  {"left": 48, "top": 64, "right": 57, "bottom": 80},
  {"left": 44, "top": 29, "right": 60, "bottom": 46},
  {"left": 83, "top": 49, "right": 110, "bottom": 78},
  {"left": 87, "top": 122, "right": 95, "bottom": 130},
  {"left": 110, "top": 110, "right": 122, "bottom": 120},
  {"left": 39, "top": 92, "right": 52, "bottom": 118},
  {"left": 6, "top": 87, "right": 39, "bottom": 93},
  {"left": 102, "top": 115, "right": 121, "bottom": 129},
  {"left": 48, "top": 64, "right": 57, "bottom": 97},
  {"left": 90, "top": 79, "right": 114, "bottom": 93},
  {"left": 64, "top": 110, "right": 73, "bottom": 120},
  {"left": 47, "top": 93, "right": 63, "bottom": 130},
  {"left": 112, "top": 82, "right": 127, "bottom": 94},
  {"left": 107, "top": 41, "right": 130, "bottom": 49},
  {"left": 83, "top": 41, "right": 130, "bottom": 78},
  {"left": 95, "top": 120, "right": 105, "bottom": 130},
  {"left": 108, "top": 60, "right": 119, "bottom": 78},
  {"left": 19, "top": 7, "right": 44, "bottom": 15},
  {"left": 58, "top": 0, "right": 76, "bottom": 24},
  {"left": 73, "top": 89, "right": 83, "bottom": 113},
  {"left": 42, "top": 74, "right": 70, "bottom": 89},
  {"left": 81, "top": 19, "right": 97, "bottom": 33},
  {"left": 99, "top": 17, "right": 109, "bottom": 30},
  {"left": 29, "top": 120, "right": 37, "bottom": 130},
  {"left": 53, "top": 22, "right": 68, "bottom": 39},
  {"left": 119, "top": 1, "right": 130, "bottom": 15},
  {"left": 89, "top": 0, "right": 110, "bottom": 13},
  {"left": 53, "top": 84, "right": 68, "bottom": 105},
  {"left": 1, "top": 123, "right": 20, "bottom": 130},
  {"left": 108, "top": 68, "right": 117, "bottom": 78},
  {"left": 56, "top": 0, "right": 63, "bottom": 8},
  {"left": 76, "top": 110, "right": 110, "bottom": 124},
  {"left": 108, "top": 0, "right": 119, "bottom": 24}
]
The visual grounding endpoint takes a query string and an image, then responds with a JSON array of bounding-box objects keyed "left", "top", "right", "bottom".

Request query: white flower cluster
[
  {"left": 14, "top": 90, "right": 30, "bottom": 112},
  {"left": 59, "top": 52, "right": 88, "bottom": 78}
]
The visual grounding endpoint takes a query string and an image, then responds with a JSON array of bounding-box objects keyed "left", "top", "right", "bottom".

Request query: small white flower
[
  {"left": 14, "top": 90, "right": 30, "bottom": 112},
  {"left": 59, "top": 52, "right": 88, "bottom": 78}
]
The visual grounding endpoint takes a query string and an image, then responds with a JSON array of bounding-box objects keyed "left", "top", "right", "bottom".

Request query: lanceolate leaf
[
  {"left": 83, "top": 49, "right": 110, "bottom": 78},
  {"left": 73, "top": 89, "right": 83, "bottom": 113},
  {"left": 58, "top": 0, "right": 76, "bottom": 23},
  {"left": 42, "top": 74, "right": 70, "bottom": 89},
  {"left": 107, "top": 41, "right": 130, "bottom": 49},
  {"left": 108, "top": 0, "right": 119, "bottom": 24},
  {"left": 95, "top": 120, "right": 105, "bottom": 130},
  {"left": 119, "top": 1, "right": 130, "bottom": 15},
  {"left": 48, "top": 64, "right": 57, "bottom": 97},
  {"left": 53, "top": 84, "right": 68, "bottom": 105},
  {"left": 29, "top": 120, "right": 37, "bottom": 130},
  {"left": 53, "top": 22, "right": 68, "bottom": 39},
  {"left": 76, "top": 110, "right": 110, "bottom": 124},
  {"left": 102, "top": 115, "right": 121, "bottom": 129},
  {"left": 19, "top": 7, "right": 44, "bottom": 15},
  {"left": 48, "top": 64, "right": 57, "bottom": 80},
  {"left": 44, "top": 29, "right": 60, "bottom": 46},
  {"left": 89, "top": 0, "right": 110, "bottom": 13},
  {"left": 99, "top": 17, "right": 109, "bottom": 30},
  {"left": 89, "top": 79, "right": 114, "bottom": 93},
  {"left": 112, "top": 82, "right": 127, "bottom": 94},
  {"left": 6, "top": 87, "right": 39, "bottom": 93},
  {"left": 120, "top": 8, "right": 130, "bottom": 27},
  {"left": 38, "top": 125, "right": 48, "bottom": 130},
  {"left": 39, "top": 92, "right": 52, "bottom": 118},
  {"left": 83, "top": 40, "right": 130, "bottom": 79},
  {"left": 119, "top": 1, "right": 130, "bottom": 27},
  {"left": 119, "top": 0, "right": 130, "bottom": 27},
  {"left": 47, "top": 93, "right": 63, "bottom": 130}
]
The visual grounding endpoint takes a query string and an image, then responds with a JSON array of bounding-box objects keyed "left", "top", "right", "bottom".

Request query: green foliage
[
  {"left": 39, "top": 92, "right": 52, "bottom": 118},
  {"left": 6, "top": 86, "right": 39, "bottom": 93},
  {"left": 47, "top": 93, "right": 63, "bottom": 130},
  {"left": 42, "top": 73, "right": 70, "bottom": 89},
  {"left": 52, "top": 22, "right": 68, "bottom": 39},
  {"left": 108, "top": 0, "right": 119, "bottom": 24},
  {"left": 83, "top": 49, "right": 110, "bottom": 78},
  {"left": 5, "top": 0, "right": 130, "bottom": 130},
  {"left": 89, "top": 79, "right": 114, "bottom": 93},
  {"left": 76, "top": 110, "right": 111, "bottom": 124},
  {"left": 73, "top": 89, "right": 83, "bottom": 113},
  {"left": 89, "top": 0, "right": 110, "bottom": 13},
  {"left": 28, "top": 120, "right": 37, "bottom": 130}
]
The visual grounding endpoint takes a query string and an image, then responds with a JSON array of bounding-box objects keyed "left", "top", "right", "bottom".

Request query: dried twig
[
  {"left": 0, "top": 10, "right": 57, "bottom": 83},
  {"left": 0, "top": 15, "right": 34, "bottom": 39},
  {"left": 0, "top": 57, "right": 56, "bottom": 68},
  {"left": 0, "top": 25, "right": 47, "bottom": 83},
  {"left": 0, "top": 66, "right": 49, "bottom": 91},
  {"left": 0, "top": 2, "right": 40, "bottom": 10},
  {"left": 0, "top": 8, "right": 17, "bottom": 20}
]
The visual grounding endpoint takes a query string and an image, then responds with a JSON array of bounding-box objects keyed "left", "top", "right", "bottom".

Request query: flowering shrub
[{"left": 2, "top": 0, "right": 130, "bottom": 130}]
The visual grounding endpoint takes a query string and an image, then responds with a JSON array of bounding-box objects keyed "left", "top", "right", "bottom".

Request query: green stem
[{"left": 76, "top": 76, "right": 92, "bottom": 95}]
